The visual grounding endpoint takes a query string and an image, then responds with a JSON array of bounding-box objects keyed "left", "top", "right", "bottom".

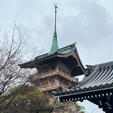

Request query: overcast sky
[{"left": 0, "top": 0, "right": 113, "bottom": 113}]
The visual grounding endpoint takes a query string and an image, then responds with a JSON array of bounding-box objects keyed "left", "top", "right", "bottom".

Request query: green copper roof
[
  {"left": 49, "top": 32, "right": 58, "bottom": 55},
  {"left": 35, "top": 43, "right": 76, "bottom": 61}
]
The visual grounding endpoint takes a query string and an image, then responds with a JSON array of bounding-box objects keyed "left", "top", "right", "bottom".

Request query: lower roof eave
[
  {"left": 58, "top": 87, "right": 113, "bottom": 103},
  {"left": 56, "top": 85, "right": 113, "bottom": 97}
]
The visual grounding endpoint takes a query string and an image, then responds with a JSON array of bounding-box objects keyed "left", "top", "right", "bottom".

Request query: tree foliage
[
  {"left": 0, "top": 85, "right": 49, "bottom": 113},
  {"left": 0, "top": 85, "right": 84, "bottom": 113}
]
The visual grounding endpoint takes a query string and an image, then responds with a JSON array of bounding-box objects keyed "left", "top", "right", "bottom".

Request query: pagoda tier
[
  {"left": 29, "top": 75, "right": 74, "bottom": 92},
  {"left": 29, "top": 67, "right": 78, "bottom": 92},
  {"left": 19, "top": 43, "right": 85, "bottom": 76}
]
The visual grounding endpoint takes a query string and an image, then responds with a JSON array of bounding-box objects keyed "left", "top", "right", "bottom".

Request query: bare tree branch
[{"left": 0, "top": 25, "right": 31, "bottom": 107}]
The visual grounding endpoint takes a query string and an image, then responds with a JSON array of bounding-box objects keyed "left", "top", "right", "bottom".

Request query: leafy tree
[
  {"left": 0, "top": 85, "right": 84, "bottom": 113},
  {"left": 1, "top": 85, "right": 49, "bottom": 113}
]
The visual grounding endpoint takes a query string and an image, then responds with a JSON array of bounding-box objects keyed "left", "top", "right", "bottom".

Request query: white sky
[{"left": 0, "top": 0, "right": 113, "bottom": 113}]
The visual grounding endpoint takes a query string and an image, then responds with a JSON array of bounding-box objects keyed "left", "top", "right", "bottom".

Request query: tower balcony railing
[
  {"left": 29, "top": 68, "right": 78, "bottom": 82},
  {"left": 39, "top": 82, "right": 68, "bottom": 92}
]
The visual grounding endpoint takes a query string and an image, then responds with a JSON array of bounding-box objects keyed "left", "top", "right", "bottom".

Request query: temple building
[
  {"left": 19, "top": 6, "right": 85, "bottom": 92},
  {"left": 56, "top": 61, "right": 113, "bottom": 113}
]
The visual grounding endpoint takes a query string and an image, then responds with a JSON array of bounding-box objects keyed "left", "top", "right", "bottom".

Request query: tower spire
[
  {"left": 54, "top": 5, "right": 57, "bottom": 33},
  {"left": 49, "top": 5, "right": 58, "bottom": 55}
]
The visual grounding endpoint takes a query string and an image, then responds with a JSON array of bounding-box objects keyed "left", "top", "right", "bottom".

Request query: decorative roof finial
[
  {"left": 54, "top": 4, "right": 57, "bottom": 33},
  {"left": 49, "top": 5, "right": 58, "bottom": 55}
]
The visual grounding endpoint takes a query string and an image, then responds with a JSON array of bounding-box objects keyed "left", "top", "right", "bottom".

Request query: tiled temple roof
[
  {"left": 79, "top": 61, "right": 113, "bottom": 90},
  {"left": 55, "top": 61, "right": 113, "bottom": 97}
]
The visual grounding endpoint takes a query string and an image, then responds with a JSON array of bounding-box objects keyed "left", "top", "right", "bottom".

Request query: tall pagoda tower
[{"left": 19, "top": 6, "right": 85, "bottom": 93}]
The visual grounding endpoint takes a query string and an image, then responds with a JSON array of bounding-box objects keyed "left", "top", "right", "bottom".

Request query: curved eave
[
  {"left": 55, "top": 83, "right": 113, "bottom": 97},
  {"left": 19, "top": 60, "right": 36, "bottom": 68},
  {"left": 19, "top": 54, "right": 57, "bottom": 68},
  {"left": 73, "top": 47, "right": 86, "bottom": 75},
  {"left": 19, "top": 43, "right": 76, "bottom": 68},
  {"left": 57, "top": 48, "right": 86, "bottom": 76},
  {"left": 19, "top": 43, "right": 85, "bottom": 72}
]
